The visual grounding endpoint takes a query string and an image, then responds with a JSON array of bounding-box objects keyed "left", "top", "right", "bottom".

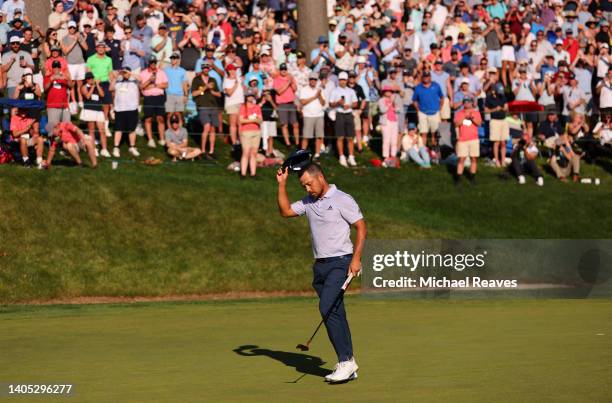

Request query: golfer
[{"left": 276, "top": 163, "right": 366, "bottom": 383}]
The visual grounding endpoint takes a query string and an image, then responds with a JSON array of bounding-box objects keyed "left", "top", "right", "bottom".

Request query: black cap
[
  {"left": 459, "top": 61, "right": 469, "bottom": 69},
  {"left": 348, "top": 71, "right": 357, "bottom": 77},
  {"left": 283, "top": 43, "right": 291, "bottom": 49},
  {"left": 85, "top": 71, "right": 94, "bottom": 79},
  {"left": 170, "top": 115, "right": 180, "bottom": 123},
  {"left": 422, "top": 70, "right": 431, "bottom": 76},
  {"left": 148, "top": 55, "right": 157, "bottom": 64},
  {"left": 279, "top": 63, "right": 287, "bottom": 70},
  {"left": 296, "top": 51, "right": 305, "bottom": 58}
]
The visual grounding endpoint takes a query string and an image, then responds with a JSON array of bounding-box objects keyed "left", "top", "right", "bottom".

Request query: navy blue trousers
[{"left": 312, "top": 254, "right": 353, "bottom": 362}]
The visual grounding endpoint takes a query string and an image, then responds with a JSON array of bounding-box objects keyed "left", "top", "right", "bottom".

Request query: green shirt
[{"left": 86, "top": 54, "right": 113, "bottom": 82}]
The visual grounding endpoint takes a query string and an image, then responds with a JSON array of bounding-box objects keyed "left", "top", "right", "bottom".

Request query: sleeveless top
[{"left": 83, "top": 83, "right": 103, "bottom": 112}]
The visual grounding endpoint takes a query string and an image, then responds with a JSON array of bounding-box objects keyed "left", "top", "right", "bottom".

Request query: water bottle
[{"left": 580, "top": 178, "right": 592, "bottom": 184}]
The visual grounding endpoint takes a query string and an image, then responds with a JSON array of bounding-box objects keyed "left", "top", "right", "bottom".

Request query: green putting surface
[{"left": 1, "top": 298, "right": 611, "bottom": 402}]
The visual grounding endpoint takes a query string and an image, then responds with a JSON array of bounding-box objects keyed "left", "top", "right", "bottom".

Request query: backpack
[{"left": 0, "top": 143, "right": 14, "bottom": 164}]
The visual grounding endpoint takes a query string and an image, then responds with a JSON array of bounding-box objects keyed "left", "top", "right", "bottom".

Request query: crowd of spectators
[{"left": 0, "top": 0, "right": 610, "bottom": 183}]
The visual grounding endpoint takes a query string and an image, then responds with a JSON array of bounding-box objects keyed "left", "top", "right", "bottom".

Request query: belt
[{"left": 315, "top": 254, "right": 352, "bottom": 263}]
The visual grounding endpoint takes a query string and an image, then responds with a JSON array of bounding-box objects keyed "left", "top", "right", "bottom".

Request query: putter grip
[{"left": 341, "top": 274, "right": 354, "bottom": 291}]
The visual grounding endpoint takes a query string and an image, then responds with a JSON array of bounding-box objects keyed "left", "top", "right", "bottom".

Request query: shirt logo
[{"left": 327, "top": 206, "right": 333, "bottom": 210}]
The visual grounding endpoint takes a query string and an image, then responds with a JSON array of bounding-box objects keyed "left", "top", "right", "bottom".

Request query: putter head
[
  {"left": 296, "top": 343, "right": 309, "bottom": 351},
  {"left": 282, "top": 149, "right": 313, "bottom": 174}
]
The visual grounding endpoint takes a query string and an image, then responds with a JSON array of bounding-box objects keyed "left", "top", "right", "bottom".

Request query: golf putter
[{"left": 296, "top": 273, "right": 354, "bottom": 352}]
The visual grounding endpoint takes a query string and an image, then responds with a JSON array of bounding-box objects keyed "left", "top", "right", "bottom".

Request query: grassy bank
[{"left": 0, "top": 142, "right": 611, "bottom": 302}]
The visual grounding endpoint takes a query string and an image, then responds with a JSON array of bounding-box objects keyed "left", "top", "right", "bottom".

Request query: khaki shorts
[
  {"left": 240, "top": 130, "right": 261, "bottom": 149},
  {"left": 489, "top": 118, "right": 510, "bottom": 142},
  {"left": 418, "top": 111, "right": 441, "bottom": 134},
  {"left": 225, "top": 104, "right": 241, "bottom": 115},
  {"left": 440, "top": 97, "right": 451, "bottom": 120},
  {"left": 303, "top": 116, "right": 324, "bottom": 139},
  {"left": 456, "top": 139, "right": 480, "bottom": 158}
]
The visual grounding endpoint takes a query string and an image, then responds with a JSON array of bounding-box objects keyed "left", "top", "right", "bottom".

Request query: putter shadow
[{"left": 233, "top": 344, "right": 332, "bottom": 378}]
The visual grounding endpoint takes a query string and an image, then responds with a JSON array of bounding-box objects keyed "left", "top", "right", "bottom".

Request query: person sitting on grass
[
  {"left": 401, "top": 123, "right": 431, "bottom": 168},
  {"left": 165, "top": 114, "right": 202, "bottom": 162},
  {"left": 454, "top": 97, "right": 482, "bottom": 185},
  {"left": 549, "top": 132, "right": 581, "bottom": 183},
  {"left": 44, "top": 121, "right": 97, "bottom": 169},
  {"left": 511, "top": 132, "right": 544, "bottom": 186}
]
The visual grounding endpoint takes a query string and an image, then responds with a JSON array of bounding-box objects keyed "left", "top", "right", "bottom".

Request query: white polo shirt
[
  {"left": 291, "top": 185, "right": 363, "bottom": 259},
  {"left": 298, "top": 85, "right": 325, "bottom": 118}
]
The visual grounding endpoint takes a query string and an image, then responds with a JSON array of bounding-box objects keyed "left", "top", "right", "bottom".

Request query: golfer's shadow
[{"left": 233, "top": 344, "right": 331, "bottom": 379}]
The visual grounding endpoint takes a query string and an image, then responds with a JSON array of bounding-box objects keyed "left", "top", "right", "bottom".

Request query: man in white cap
[
  {"left": 1, "top": 35, "right": 33, "bottom": 98},
  {"left": 552, "top": 39, "right": 570, "bottom": 65},
  {"left": 329, "top": 71, "right": 358, "bottom": 167},
  {"left": 298, "top": 72, "right": 326, "bottom": 157}
]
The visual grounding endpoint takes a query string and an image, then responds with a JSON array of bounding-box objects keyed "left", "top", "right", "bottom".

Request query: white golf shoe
[
  {"left": 112, "top": 147, "right": 121, "bottom": 158},
  {"left": 347, "top": 155, "right": 357, "bottom": 167},
  {"left": 328, "top": 358, "right": 358, "bottom": 383},
  {"left": 325, "top": 363, "right": 358, "bottom": 383},
  {"left": 147, "top": 139, "right": 156, "bottom": 148},
  {"left": 129, "top": 147, "right": 140, "bottom": 157},
  {"left": 537, "top": 177, "right": 544, "bottom": 187},
  {"left": 518, "top": 175, "right": 526, "bottom": 184},
  {"left": 100, "top": 148, "right": 111, "bottom": 158},
  {"left": 339, "top": 155, "right": 348, "bottom": 167}
]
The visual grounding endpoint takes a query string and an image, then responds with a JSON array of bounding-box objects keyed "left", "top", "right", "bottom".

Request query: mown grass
[
  {"left": 0, "top": 140, "right": 610, "bottom": 302},
  {"left": 1, "top": 298, "right": 611, "bottom": 402}
]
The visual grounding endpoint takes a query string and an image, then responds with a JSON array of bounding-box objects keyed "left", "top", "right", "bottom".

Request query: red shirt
[
  {"left": 273, "top": 75, "right": 296, "bottom": 104},
  {"left": 239, "top": 103, "right": 262, "bottom": 132},
  {"left": 44, "top": 75, "right": 69, "bottom": 108},
  {"left": 563, "top": 38, "right": 579, "bottom": 63},
  {"left": 52, "top": 122, "right": 81, "bottom": 147},
  {"left": 454, "top": 108, "right": 482, "bottom": 142}
]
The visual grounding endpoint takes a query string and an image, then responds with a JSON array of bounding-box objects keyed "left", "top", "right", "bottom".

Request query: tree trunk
[
  {"left": 297, "top": 0, "right": 328, "bottom": 63},
  {"left": 24, "top": 0, "right": 52, "bottom": 31}
]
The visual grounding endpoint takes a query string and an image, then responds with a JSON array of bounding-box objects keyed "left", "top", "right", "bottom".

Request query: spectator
[
  {"left": 238, "top": 90, "right": 263, "bottom": 179},
  {"left": 412, "top": 70, "right": 443, "bottom": 148},
  {"left": 110, "top": 66, "right": 140, "bottom": 158},
  {"left": 192, "top": 61, "right": 222, "bottom": 159},
  {"left": 165, "top": 114, "right": 202, "bottom": 162},
  {"left": 45, "top": 121, "right": 97, "bottom": 169},
  {"left": 223, "top": 64, "right": 245, "bottom": 145},
  {"left": 549, "top": 133, "right": 581, "bottom": 182},
  {"left": 80, "top": 72, "right": 109, "bottom": 157},
  {"left": 122, "top": 27, "right": 145, "bottom": 75},
  {"left": 454, "top": 97, "right": 482, "bottom": 185},
  {"left": 139, "top": 56, "right": 169, "bottom": 148},
  {"left": 62, "top": 20, "right": 88, "bottom": 108},
  {"left": 512, "top": 132, "right": 544, "bottom": 186},
  {"left": 86, "top": 41, "right": 114, "bottom": 136},
  {"left": 151, "top": 24, "right": 172, "bottom": 69},
  {"left": 260, "top": 87, "right": 278, "bottom": 158},
  {"left": 484, "top": 78, "right": 509, "bottom": 168},
  {"left": 44, "top": 60, "right": 72, "bottom": 134},
  {"left": 401, "top": 122, "right": 431, "bottom": 168},
  {"left": 2, "top": 35, "right": 34, "bottom": 98},
  {"left": 11, "top": 68, "right": 43, "bottom": 168},
  {"left": 164, "top": 52, "right": 189, "bottom": 128},
  {"left": 378, "top": 86, "right": 401, "bottom": 164},
  {"left": 273, "top": 62, "right": 299, "bottom": 147},
  {"left": 298, "top": 72, "right": 326, "bottom": 156},
  {"left": 329, "top": 71, "right": 358, "bottom": 167}
]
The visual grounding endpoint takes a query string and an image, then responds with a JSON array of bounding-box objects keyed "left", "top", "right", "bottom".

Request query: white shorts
[
  {"left": 262, "top": 121, "right": 277, "bottom": 138},
  {"left": 501, "top": 45, "right": 515, "bottom": 63},
  {"left": 80, "top": 108, "right": 105, "bottom": 122},
  {"left": 68, "top": 63, "right": 87, "bottom": 81}
]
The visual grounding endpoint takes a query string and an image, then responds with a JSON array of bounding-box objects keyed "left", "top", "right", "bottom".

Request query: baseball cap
[
  {"left": 338, "top": 71, "right": 349, "bottom": 80},
  {"left": 348, "top": 71, "right": 357, "bottom": 78},
  {"left": 308, "top": 72, "right": 318, "bottom": 80},
  {"left": 422, "top": 70, "right": 431, "bottom": 76},
  {"left": 158, "top": 24, "right": 167, "bottom": 30},
  {"left": 488, "top": 66, "right": 498, "bottom": 73},
  {"left": 459, "top": 78, "right": 470, "bottom": 86},
  {"left": 406, "top": 22, "right": 414, "bottom": 30},
  {"left": 463, "top": 96, "right": 474, "bottom": 103},
  {"left": 96, "top": 41, "right": 106, "bottom": 47},
  {"left": 170, "top": 52, "right": 180, "bottom": 59},
  {"left": 170, "top": 115, "right": 180, "bottom": 124},
  {"left": 226, "top": 64, "right": 237, "bottom": 71},
  {"left": 408, "top": 122, "right": 417, "bottom": 130},
  {"left": 329, "top": 19, "right": 337, "bottom": 26},
  {"left": 217, "top": 7, "right": 227, "bottom": 14},
  {"left": 317, "top": 35, "right": 328, "bottom": 44},
  {"left": 85, "top": 71, "right": 94, "bottom": 79},
  {"left": 356, "top": 56, "right": 367, "bottom": 64},
  {"left": 22, "top": 67, "right": 32, "bottom": 75},
  {"left": 434, "top": 59, "right": 443, "bottom": 64},
  {"left": 9, "top": 36, "right": 20, "bottom": 43},
  {"left": 283, "top": 43, "right": 292, "bottom": 49},
  {"left": 50, "top": 45, "right": 60, "bottom": 51},
  {"left": 245, "top": 89, "right": 258, "bottom": 98},
  {"left": 555, "top": 39, "right": 563, "bottom": 45},
  {"left": 296, "top": 51, "right": 305, "bottom": 59},
  {"left": 68, "top": 21, "right": 77, "bottom": 28},
  {"left": 279, "top": 63, "right": 288, "bottom": 70},
  {"left": 148, "top": 55, "right": 157, "bottom": 64}
]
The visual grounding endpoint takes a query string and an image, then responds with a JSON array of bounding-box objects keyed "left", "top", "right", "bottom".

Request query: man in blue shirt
[
  {"left": 164, "top": 52, "right": 189, "bottom": 127},
  {"left": 412, "top": 71, "right": 444, "bottom": 146}
]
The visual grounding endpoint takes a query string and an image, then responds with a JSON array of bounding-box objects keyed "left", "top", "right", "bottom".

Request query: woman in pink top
[
  {"left": 238, "top": 90, "right": 263, "bottom": 179},
  {"left": 377, "top": 86, "right": 400, "bottom": 162}
]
